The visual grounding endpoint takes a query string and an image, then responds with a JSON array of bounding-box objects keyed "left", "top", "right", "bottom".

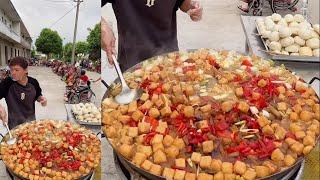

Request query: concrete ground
[{"left": 0, "top": 66, "right": 102, "bottom": 179}]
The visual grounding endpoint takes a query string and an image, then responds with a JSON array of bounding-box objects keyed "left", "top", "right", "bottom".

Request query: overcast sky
[{"left": 11, "top": 0, "right": 100, "bottom": 45}]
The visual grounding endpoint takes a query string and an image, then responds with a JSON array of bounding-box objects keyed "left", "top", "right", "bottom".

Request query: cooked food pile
[
  {"left": 103, "top": 49, "right": 319, "bottom": 180},
  {"left": 0, "top": 120, "right": 101, "bottom": 179},
  {"left": 72, "top": 103, "right": 101, "bottom": 124}
]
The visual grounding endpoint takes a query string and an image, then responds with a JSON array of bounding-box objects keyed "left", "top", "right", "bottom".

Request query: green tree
[
  {"left": 35, "top": 28, "right": 63, "bottom": 59},
  {"left": 63, "top": 42, "right": 73, "bottom": 62},
  {"left": 87, "top": 23, "right": 101, "bottom": 61},
  {"left": 75, "top": 41, "right": 89, "bottom": 56},
  {"left": 31, "top": 49, "right": 36, "bottom": 58}
]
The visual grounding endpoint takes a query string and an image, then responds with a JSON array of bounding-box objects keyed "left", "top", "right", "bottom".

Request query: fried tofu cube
[
  {"left": 303, "top": 135, "right": 315, "bottom": 146},
  {"left": 289, "top": 112, "right": 299, "bottom": 121},
  {"left": 200, "top": 104, "right": 211, "bottom": 113},
  {"left": 185, "top": 172, "right": 196, "bottom": 180},
  {"left": 271, "top": 148, "right": 284, "bottom": 162},
  {"left": 127, "top": 127, "right": 138, "bottom": 137},
  {"left": 137, "top": 145, "right": 153, "bottom": 157},
  {"left": 290, "top": 142, "right": 304, "bottom": 155},
  {"left": 132, "top": 110, "right": 144, "bottom": 121},
  {"left": 255, "top": 166, "right": 270, "bottom": 178},
  {"left": 162, "top": 167, "right": 175, "bottom": 179},
  {"left": 295, "top": 131, "right": 306, "bottom": 139},
  {"left": 224, "top": 173, "right": 236, "bottom": 180},
  {"left": 285, "top": 138, "right": 297, "bottom": 146},
  {"left": 191, "top": 152, "right": 202, "bottom": 164},
  {"left": 151, "top": 134, "right": 163, "bottom": 145},
  {"left": 197, "top": 120, "right": 209, "bottom": 129},
  {"left": 173, "top": 170, "right": 186, "bottom": 180},
  {"left": 140, "top": 93, "right": 149, "bottom": 101},
  {"left": 118, "top": 115, "right": 131, "bottom": 124},
  {"left": 300, "top": 110, "right": 314, "bottom": 121},
  {"left": 198, "top": 173, "right": 213, "bottom": 180},
  {"left": 105, "top": 126, "right": 116, "bottom": 138},
  {"left": 222, "top": 162, "right": 233, "bottom": 174},
  {"left": 202, "top": 140, "right": 214, "bottom": 153},
  {"left": 156, "top": 122, "right": 168, "bottom": 134},
  {"left": 235, "top": 87, "right": 244, "bottom": 97},
  {"left": 151, "top": 94, "right": 159, "bottom": 103},
  {"left": 150, "top": 164, "right": 162, "bottom": 176},
  {"left": 290, "top": 123, "right": 302, "bottom": 133},
  {"left": 183, "top": 106, "right": 194, "bottom": 117},
  {"left": 149, "top": 108, "right": 160, "bottom": 119},
  {"left": 163, "top": 135, "right": 174, "bottom": 147},
  {"left": 160, "top": 106, "right": 172, "bottom": 117},
  {"left": 141, "top": 160, "right": 153, "bottom": 171},
  {"left": 118, "top": 144, "right": 133, "bottom": 158},
  {"left": 153, "top": 143, "right": 164, "bottom": 152},
  {"left": 155, "top": 98, "right": 164, "bottom": 108},
  {"left": 210, "top": 159, "right": 222, "bottom": 172},
  {"left": 262, "top": 125, "right": 274, "bottom": 136},
  {"left": 284, "top": 154, "right": 296, "bottom": 166},
  {"left": 140, "top": 100, "right": 153, "bottom": 110},
  {"left": 277, "top": 102, "right": 287, "bottom": 111},
  {"left": 213, "top": 171, "right": 224, "bottom": 180},
  {"left": 185, "top": 85, "right": 195, "bottom": 96},
  {"left": 221, "top": 101, "right": 234, "bottom": 112},
  {"left": 173, "top": 85, "right": 182, "bottom": 95},
  {"left": 238, "top": 101, "right": 250, "bottom": 113},
  {"left": 153, "top": 150, "right": 167, "bottom": 164},
  {"left": 132, "top": 152, "right": 147, "bottom": 166},
  {"left": 175, "top": 158, "right": 186, "bottom": 168},
  {"left": 303, "top": 145, "right": 313, "bottom": 155},
  {"left": 165, "top": 146, "right": 180, "bottom": 158},
  {"left": 200, "top": 156, "right": 212, "bottom": 169},
  {"left": 275, "top": 126, "right": 287, "bottom": 140},
  {"left": 243, "top": 169, "right": 257, "bottom": 180},
  {"left": 257, "top": 116, "right": 271, "bottom": 127},
  {"left": 234, "top": 161, "right": 246, "bottom": 175},
  {"left": 172, "top": 138, "right": 185, "bottom": 150},
  {"left": 119, "top": 105, "right": 129, "bottom": 114},
  {"left": 138, "top": 122, "right": 150, "bottom": 134},
  {"left": 128, "top": 101, "right": 138, "bottom": 113}
]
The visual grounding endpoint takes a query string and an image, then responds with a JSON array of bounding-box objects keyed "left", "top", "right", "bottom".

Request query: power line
[
  {"left": 49, "top": 5, "right": 77, "bottom": 28},
  {"left": 41, "top": 0, "right": 73, "bottom": 3}
]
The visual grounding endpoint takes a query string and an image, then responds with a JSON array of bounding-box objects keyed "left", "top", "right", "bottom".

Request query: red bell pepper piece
[
  {"left": 214, "top": 121, "right": 229, "bottom": 131},
  {"left": 241, "top": 59, "right": 253, "bottom": 67}
]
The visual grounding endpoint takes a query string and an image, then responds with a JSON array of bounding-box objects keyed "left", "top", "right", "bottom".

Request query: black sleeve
[
  {"left": 102, "top": 0, "right": 114, "bottom": 7},
  {"left": 175, "top": 0, "right": 185, "bottom": 11},
  {"left": 28, "top": 77, "right": 42, "bottom": 100},
  {"left": 0, "top": 77, "right": 13, "bottom": 99}
]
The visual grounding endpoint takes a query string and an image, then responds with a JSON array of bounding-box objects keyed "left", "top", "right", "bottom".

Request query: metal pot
[
  {"left": 0, "top": 120, "right": 98, "bottom": 180},
  {"left": 102, "top": 50, "right": 320, "bottom": 180}
]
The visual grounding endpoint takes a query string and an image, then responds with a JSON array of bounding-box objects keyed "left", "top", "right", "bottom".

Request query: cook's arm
[
  {"left": 180, "top": 0, "right": 203, "bottom": 21},
  {"left": 101, "top": 17, "right": 116, "bottom": 65}
]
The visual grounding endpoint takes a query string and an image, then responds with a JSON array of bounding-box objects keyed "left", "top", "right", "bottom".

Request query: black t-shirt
[
  {"left": 0, "top": 77, "right": 42, "bottom": 129},
  {"left": 102, "top": 0, "right": 185, "bottom": 71}
]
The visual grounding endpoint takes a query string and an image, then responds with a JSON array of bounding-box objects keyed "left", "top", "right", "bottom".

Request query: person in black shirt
[
  {"left": 0, "top": 57, "right": 47, "bottom": 129},
  {"left": 101, "top": 0, "right": 203, "bottom": 71}
]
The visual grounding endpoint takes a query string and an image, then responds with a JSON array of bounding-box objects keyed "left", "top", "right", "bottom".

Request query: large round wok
[
  {"left": 102, "top": 50, "right": 320, "bottom": 180},
  {"left": 0, "top": 120, "right": 98, "bottom": 180}
]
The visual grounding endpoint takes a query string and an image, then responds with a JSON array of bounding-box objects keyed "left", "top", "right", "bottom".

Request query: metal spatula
[
  {"left": 4, "top": 122, "right": 16, "bottom": 145},
  {"left": 111, "top": 55, "right": 143, "bottom": 104}
]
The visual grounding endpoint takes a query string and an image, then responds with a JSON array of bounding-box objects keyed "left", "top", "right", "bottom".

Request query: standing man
[
  {"left": 101, "top": 0, "right": 203, "bottom": 71},
  {"left": 0, "top": 57, "right": 47, "bottom": 129}
]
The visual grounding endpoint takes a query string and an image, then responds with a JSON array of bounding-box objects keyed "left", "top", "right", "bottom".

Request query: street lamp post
[{"left": 71, "top": 0, "right": 83, "bottom": 65}]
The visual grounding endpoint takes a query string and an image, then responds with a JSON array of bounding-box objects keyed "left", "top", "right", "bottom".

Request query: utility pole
[{"left": 71, "top": 0, "right": 83, "bottom": 65}]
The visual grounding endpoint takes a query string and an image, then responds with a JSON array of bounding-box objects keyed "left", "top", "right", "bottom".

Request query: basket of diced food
[
  {"left": 256, "top": 13, "right": 319, "bottom": 62},
  {"left": 72, "top": 103, "right": 101, "bottom": 126}
]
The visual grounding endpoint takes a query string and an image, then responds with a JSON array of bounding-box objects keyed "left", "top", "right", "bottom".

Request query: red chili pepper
[
  {"left": 241, "top": 59, "right": 253, "bottom": 67},
  {"left": 145, "top": 116, "right": 159, "bottom": 131},
  {"left": 208, "top": 55, "right": 220, "bottom": 69},
  {"left": 214, "top": 121, "right": 229, "bottom": 131},
  {"left": 233, "top": 74, "right": 242, "bottom": 82},
  {"left": 285, "top": 132, "right": 296, "bottom": 140},
  {"left": 216, "top": 130, "right": 231, "bottom": 138},
  {"left": 127, "top": 119, "right": 138, "bottom": 127},
  {"left": 182, "top": 66, "right": 195, "bottom": 73},
  {"left": 186, "top": 145, "right": 193, "bottom": 153},
  {"left": 143, "top": 132, "right": 157, "bottom": 145},
  {"left": 201, "top": 127, "right": 211, "bottom": 133}
]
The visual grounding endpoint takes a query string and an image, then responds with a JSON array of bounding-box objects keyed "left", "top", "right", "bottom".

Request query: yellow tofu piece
[
  {"left": 138, "top": 122, "right": 151, "bottom": 134},
  {"left": 128, "top": 101, "right": 138, "bottom": 113},
  {"left": 141, "top": 160, "right": 153, "bottom": 171},
  {"left": 222, "top": 162, "right": 233, "bottom": 174},
  {"left": 257, "top": 116, "right": 271, "bottom": 127},
  {"left": 152, "top": 143, "right": 164, "bottom": 152},
  {"left": 165, "top": 146, "right": 180, "bottom": 158},
  {"left": 127, "top": 127, "right": 138, "bottom": 137},
  {"left": 132, "top": 110, "right": 144, "bottom": 121},
  {"left": 136, "top": 145, "right": 153, "bottom": 157},
  {"left": 151, "top": 134, "right": 163, "bottom": 145},
  {"left": 172, "top": 138, "right": 185, "bottom": 150},
  {"left": 160, "top": 106, "right": 172, "bottom": 117},
  {"left": 162, "top": 167, "right": 175, "bottom": 179},
  {"left": 132, "top": 153, "right": 147, "bottom": 166},
  {"left": 255, "top": 166, "right": 270, "bottom": 178},
  {"left": 150, "top": 164, "right": 162, "bottom": 176},
  {"left": 153, "top": 150, "right": 167, "bottom": 164},
  {"left": 202, "top": 140, "right": 214, "bottom": 153},
  {"left": 185, "top": 172, "right": 196, "bottom": 180},
  {"left": 197, "top": 173, "right": 213, "bottom": 180},
  {"left": 210, "top": 159, "right": 222, "bottom": 172},
  {"left": 173, "top": 169, "right": 186, "bottom": 180},
  {"left": 234, "top": 160, "right": 246, "bottom": 175},
  {"left": 163, "top": 135, "right": 174, "bottom": 147},
  {"left": 199, "top": 156, "right": 212, "bottom": 169},
  {"left": 175, "top": 158, "right": 186, "bottom": 168},
  {"left": 191, "top": 152, "right": 202, "bottom": 164},
  {"left": 213, "top": 171, "right": 224, "bottom": 180}
]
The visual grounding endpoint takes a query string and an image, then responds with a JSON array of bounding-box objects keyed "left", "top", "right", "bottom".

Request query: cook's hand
[
  {"left": 0, "top": 105, "right": 8, "bottom": 124},
  {"left": 188, "top": 1, "right": 203, "bottom": 21},
  {"left": 37, "top": 96, "right": 47, "bottom": 107},
  {"left": 101, "top": 17, "right": 116, "bottom": 66}
]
